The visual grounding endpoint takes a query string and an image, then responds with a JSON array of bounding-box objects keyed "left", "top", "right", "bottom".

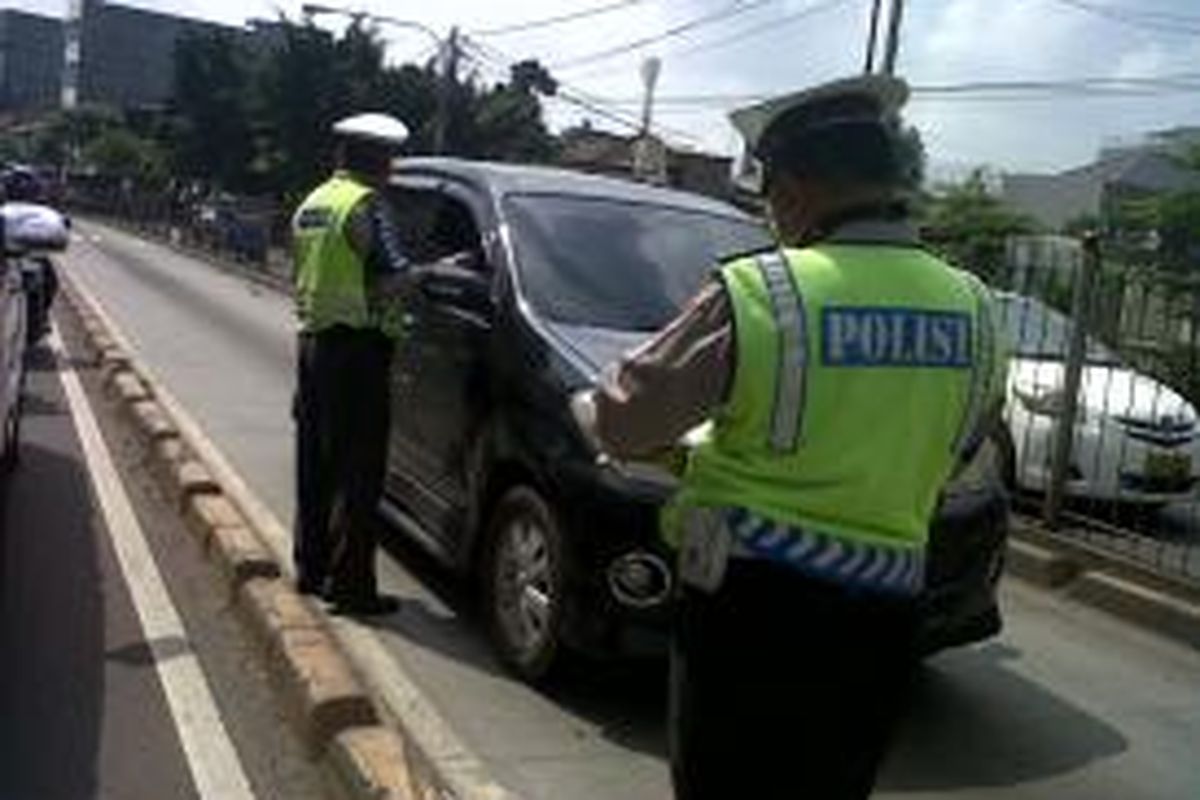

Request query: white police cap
[
  {"left": 730, "top": 74, "right": 908, "bottom": 157},
  {"left": 332, "top": 113, "right": 410, "bottom": 147}
]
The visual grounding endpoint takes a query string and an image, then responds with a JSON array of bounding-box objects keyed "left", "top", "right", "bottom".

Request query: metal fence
[
  {"left": 65, "top": 178, "right": 290, "bottom": 278},
  {"left": 992, "top": 233, "right": 1200, "bottom": 585}
]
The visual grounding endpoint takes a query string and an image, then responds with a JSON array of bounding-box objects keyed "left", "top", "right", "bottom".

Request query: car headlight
[
  {"left": 1014, "top": 387, "right": 1084, "bottom": 422},
  {"left": 568, "top": 389, "right": 708, "bottom": 493}
]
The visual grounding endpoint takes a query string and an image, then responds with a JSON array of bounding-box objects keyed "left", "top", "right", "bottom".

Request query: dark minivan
[{"left": 382, "top": 158, "right": 1008, "bottom": 682}]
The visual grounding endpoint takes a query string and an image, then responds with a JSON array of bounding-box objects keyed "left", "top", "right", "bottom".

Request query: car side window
[{"left": 389, "top": 187, "right": 486, "bottom": 271}]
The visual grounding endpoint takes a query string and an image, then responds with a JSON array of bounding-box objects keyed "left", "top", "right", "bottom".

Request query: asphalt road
[
  {"left": 0, "top": 332, "right": 326, "bottom": 799},
  {"left": 65, "top": 219, "right": 1200, "bottom": 800}
]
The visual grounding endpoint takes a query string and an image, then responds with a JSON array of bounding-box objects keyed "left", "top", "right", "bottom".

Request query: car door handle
[{"left": 421, "top": 281, "right": 466, "bottom": 303}]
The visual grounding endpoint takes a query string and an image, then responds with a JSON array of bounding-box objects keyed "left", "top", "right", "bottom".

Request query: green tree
[
  {"left": 171, "top": 31, "right": 255, "bottom": 190},
  {"left": 82, "top": 127, "right": 169, "bottom": 184},
  {"left": 253, "top": 22, "right": 342, "bottom": 199},
  {"left": 470, "top": 60, "right": 558, "bottom": 163},
  {"left": 920, "top": 169, "right": 1035, "bottom": 281}
]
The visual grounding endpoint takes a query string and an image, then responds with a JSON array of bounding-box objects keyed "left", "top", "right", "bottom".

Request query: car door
[
  {"left": 385, "top": 180, "right": 494, "bottom": 555},
  {"left": 0, "top": 254, "right": 24, "bottom": 453}
]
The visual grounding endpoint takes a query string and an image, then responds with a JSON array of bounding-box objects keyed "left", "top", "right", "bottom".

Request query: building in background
[
  {"left": 63, "top": 0, "right": 235, "bottom": 110},
  {"left": 558, "top": 124, "right": 734, "bottom": 200},
  {"left": 0, "top": 9, "right": 65, "bottom": 112},
  {"left": 1003, "top": 128, "right": 1200, "bottom": 231}
]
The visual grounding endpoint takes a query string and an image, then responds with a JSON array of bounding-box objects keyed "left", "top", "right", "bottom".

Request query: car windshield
[
  {"left": 997, "top": 295, "right": 1120, "bottom": 365},
  {"left": 505, "top": 193, "right": 772, "bottom": 331}
]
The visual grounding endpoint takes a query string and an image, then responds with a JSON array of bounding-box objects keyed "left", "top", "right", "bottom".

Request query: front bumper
[
  {"left": 919, "top": 485, "right": 1009, "bottom": 655},
  {"left": 553, "top": 460, "right": 676, "bottom": 658},
  {"left": 1011, "top": 410, "right": 1200, "bottom": 503}
]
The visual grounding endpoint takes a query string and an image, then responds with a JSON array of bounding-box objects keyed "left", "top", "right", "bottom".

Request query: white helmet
[{"left": 331, "top": 113, "right": 410, "bottom": 148}]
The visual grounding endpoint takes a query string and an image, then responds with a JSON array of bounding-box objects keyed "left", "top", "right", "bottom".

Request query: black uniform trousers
[
  {"left": 669, "top": 558, "right": 918, "bottom": 800},
  {"left": 293, "top": 325, "right": 393, "bottom": 602}
]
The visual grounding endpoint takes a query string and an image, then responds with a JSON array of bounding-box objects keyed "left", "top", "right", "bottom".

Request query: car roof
[{"left": 392, "top": 157, "right": 753, "bottom": 220}]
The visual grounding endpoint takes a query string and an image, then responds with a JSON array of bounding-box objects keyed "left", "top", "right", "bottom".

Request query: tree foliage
[
  {"left": 1103, "top": 145, "right": 1200, "bottom": 272},
  {"left": 920, "top": 169, "right": 1035, "bottom": 280},
  {"left": 171, "top": 30, "right": 255, "bottom": 190},
  {"left": 164, "top": 20, "right": 558, "bottom": 200},
  {"left": 82, "top": 127, "right": 169, "bottom": 183}
]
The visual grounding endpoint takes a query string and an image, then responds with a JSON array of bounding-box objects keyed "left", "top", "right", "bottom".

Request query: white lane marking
[
  {"left": 50, "top": 326, "right": 257, "bottom": 800},
  {"left": 65, "top": 250, "right": 514, "bottom": 799}
]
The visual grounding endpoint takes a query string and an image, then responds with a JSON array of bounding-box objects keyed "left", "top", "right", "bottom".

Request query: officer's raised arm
[{"left": 572, "top": 279, "right": 734, "bottom": 461}]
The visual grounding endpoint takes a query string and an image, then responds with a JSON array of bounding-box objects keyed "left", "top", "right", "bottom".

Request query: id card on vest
[{"left": 679, "top": 508, "right": 731, "bottom": 593}]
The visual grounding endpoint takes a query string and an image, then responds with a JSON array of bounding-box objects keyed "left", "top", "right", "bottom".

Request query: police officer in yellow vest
[
  {"left": 292, "top": 113, "right": 411, "bottom": 616},
  {"left": 574, "top": 76, "right": 1006, "bottom": 798}
]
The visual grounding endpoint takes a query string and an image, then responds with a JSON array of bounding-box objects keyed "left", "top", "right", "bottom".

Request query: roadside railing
[
  {"left": 992, "top": 233, "right": 1200, "bottom": 585},
  {"left": 66, "top": 183, "right": 290, "bottom": 282}
]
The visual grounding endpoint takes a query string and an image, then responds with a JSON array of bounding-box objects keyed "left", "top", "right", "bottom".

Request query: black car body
[
  {"left": 381, "top": 158, "right": 1007, "bottom": 680},
  {"left": 0, "top": 249, "right": 24, "bottom": 477}
]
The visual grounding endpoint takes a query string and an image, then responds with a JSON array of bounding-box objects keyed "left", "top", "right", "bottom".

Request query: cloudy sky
[{"left": 11, "top": 0, "right": 1200, "bottom": 174}]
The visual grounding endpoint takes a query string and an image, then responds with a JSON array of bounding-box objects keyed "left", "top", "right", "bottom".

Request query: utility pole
[
  {"left": 881, "top": 0, "right": 906, "bottom": 76},
  {"left": 434, "top": 26, "right": 460, "bottom": 155},
  {"left": 633, "top": 56, "right": 666, "bottom": 184},
  {"left": 863, "top": 0, "right": 884, "bottom": 73}
]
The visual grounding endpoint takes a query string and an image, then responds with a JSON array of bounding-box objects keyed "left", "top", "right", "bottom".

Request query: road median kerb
[
  {"left": 170, "top": 459, "right": 221, "bottom": 509},
  {"left": 277, "top": 627, "right": 380, "bottom": 752},
  {"left": 127, "top": 399, "right": 177, "bottom": 444},
  {"left": 58, "top": 265, "right": 486, "bottom": 800},
  {"left": 1067, "top": 571, "right": 1200, "bottom": 649},
  {"left": 149, "top": 437, "right": 188, "bottom": 494},
  {"left": 1005, "top": 538, "right": 1079, "bottom": 588},
  {"left": 184, "top": 492, "right": 245, "bottom": 547},
  {"left": 239, "top": 578, "right": 379, "bottom": 750},
  {"left": 208, "top": 523, "right": 282, "bottom": 585},
  {"left": 326, "top": 726, "right": 424, "bottom": 800},
  {"left": 1011, "top": 514, "right": 1200, "bottom": 651},
  {"left": 105, "top": 369, "right": 150, "bottom": 404}
]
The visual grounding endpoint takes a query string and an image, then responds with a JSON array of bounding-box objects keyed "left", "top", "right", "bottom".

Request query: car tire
[{"left": 482, "top": 486, "right": 566, "bottom": 684}]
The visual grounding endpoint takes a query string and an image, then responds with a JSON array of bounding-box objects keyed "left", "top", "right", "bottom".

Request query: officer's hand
[{"left": 569, "top": 389, "right": 609, "bottom": 463}]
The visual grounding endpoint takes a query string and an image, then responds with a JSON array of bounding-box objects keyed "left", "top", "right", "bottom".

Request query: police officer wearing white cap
[
  {"left": 292, "top": 112, "right": 412, "bottom": 615},
  {"left": 574, "top": 75, "right": 1007, "bottom": 798}
]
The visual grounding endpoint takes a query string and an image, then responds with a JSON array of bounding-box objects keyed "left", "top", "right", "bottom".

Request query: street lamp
[{"left": 300, "top": 3, "right": 456, "bottom": 153}]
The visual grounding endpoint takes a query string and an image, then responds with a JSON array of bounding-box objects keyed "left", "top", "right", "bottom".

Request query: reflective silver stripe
[
  {"left": 755, "top": 252, "right": 807, "bottom": 453},
  {"left": 953, "top": 277, "right": 995, "bottom": 456},
  {"left": 724, "top": 508, "right": 924, "bottom": 595}
]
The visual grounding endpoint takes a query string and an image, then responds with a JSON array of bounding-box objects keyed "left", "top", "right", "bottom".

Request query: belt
[{"left": 722, "top": 507, "right": 925, "bottom": 596}]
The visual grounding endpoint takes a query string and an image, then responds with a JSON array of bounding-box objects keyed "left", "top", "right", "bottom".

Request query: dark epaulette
[{"left": 717, "top": 243, "right": 782, "bottom": 266}]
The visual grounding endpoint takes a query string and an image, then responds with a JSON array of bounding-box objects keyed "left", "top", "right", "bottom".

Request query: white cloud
[{"left": 16, "top": 0, "right": 1200, "bottom": 173}]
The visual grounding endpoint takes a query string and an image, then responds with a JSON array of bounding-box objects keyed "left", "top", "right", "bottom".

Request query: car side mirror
[
  {"left": 417, "top": 255, "right": 492, "bottom": 315},
  {"left": 3, "top": 203, "right": 69, "bottom": 255}
]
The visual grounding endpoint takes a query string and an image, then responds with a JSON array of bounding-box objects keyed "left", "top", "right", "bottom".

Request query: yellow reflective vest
[
  {"left": 292, "top": 172, "right": 374, "bottom": 333},
  {"left": 667, "top": 243, "right": 1006, "bottom": 594}
]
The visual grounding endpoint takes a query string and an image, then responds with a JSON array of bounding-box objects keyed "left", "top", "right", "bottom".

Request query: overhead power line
[
  {"left": 550, "top": 0, "right": 780, "bottom": 71},
  {"left": 1044, "top": 0, "right": 1200, "bottom": 35},
  {"left": 583, "top": 73, "right": 1200, "bottom": 106},
  {"left": 562, "top": 0, "right": 851, "bottom": 83},
  {"left": 666, "top": 0, "right": 852, "bottom": 60},
  {"left": 460, "top": 35, "right": 706, "bottom": 146},
  {"left": 471, "top": 0, "right": 650, "bottom": 36}
]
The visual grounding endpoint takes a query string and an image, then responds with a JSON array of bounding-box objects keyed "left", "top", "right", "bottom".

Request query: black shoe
[{"left": 329, "top": 593, "right": 401, "bottom": 617}]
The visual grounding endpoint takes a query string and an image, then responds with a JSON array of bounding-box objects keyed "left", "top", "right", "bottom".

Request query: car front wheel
[{"left": 482, "top": 486, "right": 566, "bottom": 683}]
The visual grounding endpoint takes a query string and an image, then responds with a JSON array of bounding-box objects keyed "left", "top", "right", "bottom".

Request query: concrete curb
[
  {"left": 1010, "top": 516, "right": 1200, "bottom": 651},
  {"left": 1004, "top": 538, "right": 1080, "bottom": 588},
  {"left": 56, "top": 275, "right": 438, "bottom": 800},
  {"left": 80, "top": 215, "right": 291, "bottom": 294},
  {"left": 1066, "top": 571, "right": 1200, "bottom": 649}
]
